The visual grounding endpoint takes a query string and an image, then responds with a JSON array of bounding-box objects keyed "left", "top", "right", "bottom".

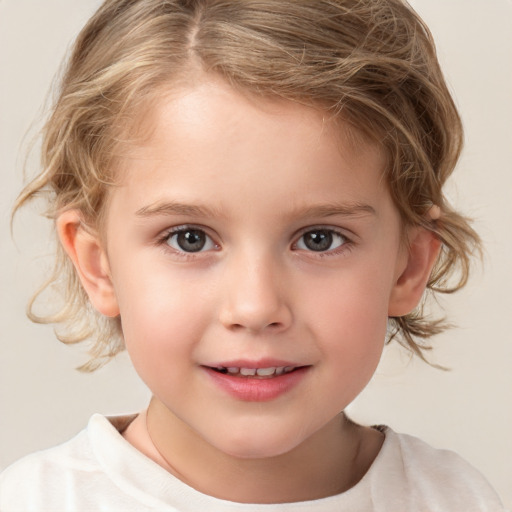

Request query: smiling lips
[
  {"left": 212, "top": 366, "right": 297, "bottom": 378},
  {"left": 204, "top": 364, "right": 309, "bottom": 401}
]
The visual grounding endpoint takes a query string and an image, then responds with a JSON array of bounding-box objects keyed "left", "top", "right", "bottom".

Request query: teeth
[
  {"left": 215, "top": 366, "right": 296, "bottom": 377},
  {"left": 256, "top": 367, "right": 276, "bottom": 376}
]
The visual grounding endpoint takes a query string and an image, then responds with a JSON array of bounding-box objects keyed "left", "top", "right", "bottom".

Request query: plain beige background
[{"left": 1, "top": 0, "right": 511, "bottom": 507}]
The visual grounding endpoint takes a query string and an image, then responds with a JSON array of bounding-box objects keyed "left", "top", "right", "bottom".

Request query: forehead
[
  {"left": 107, "top": 78, "right": 390, "bottom": 221},
  {"left": 119, "top": 78, "right": 385, "bottom": 176}
]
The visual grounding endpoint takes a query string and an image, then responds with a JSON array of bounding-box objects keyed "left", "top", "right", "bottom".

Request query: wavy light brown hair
[{"left": 15, "top": 0, "right": 480, "bottom": 371}]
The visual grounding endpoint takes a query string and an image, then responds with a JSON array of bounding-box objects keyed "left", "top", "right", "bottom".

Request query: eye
[
  {"left": 295, "top": 229, "right": 347, "bottom": 252},
  {"left": 166, "top": 227, "right": 216, "bottom": 253}
]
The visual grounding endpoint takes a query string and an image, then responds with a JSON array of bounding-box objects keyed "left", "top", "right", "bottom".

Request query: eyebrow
[
  {"left": 135, "top": 201, "right": 223, "bottom": 219},
  {"left": 293, "top": 202, "right": 376, "bottom": 219},
  {"left": 135, "top": 200, "right": 376, "bottom": 220}
]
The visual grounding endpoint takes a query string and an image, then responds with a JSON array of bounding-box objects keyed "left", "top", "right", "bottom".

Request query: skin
[{"left": 58, "top": 78, "right": 440, "bottom": 503}]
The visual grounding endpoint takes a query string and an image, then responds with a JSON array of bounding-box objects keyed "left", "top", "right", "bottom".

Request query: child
[{"left": 0, "top": 0, "right": 506, "bottom": 510}]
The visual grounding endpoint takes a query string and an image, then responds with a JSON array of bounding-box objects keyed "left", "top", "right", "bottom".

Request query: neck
[{"left": 124, "top": 398, "right": 383, "bottom": 504}]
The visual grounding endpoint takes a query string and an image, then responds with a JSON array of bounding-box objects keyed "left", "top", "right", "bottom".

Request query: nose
[{"left": 218, "top": 253, "right": 293, "bottom": 334}]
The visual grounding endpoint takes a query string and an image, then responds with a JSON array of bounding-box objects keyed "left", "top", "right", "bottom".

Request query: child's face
[{"left": 97, "top": 79, "right": 410, "bottom": 458}]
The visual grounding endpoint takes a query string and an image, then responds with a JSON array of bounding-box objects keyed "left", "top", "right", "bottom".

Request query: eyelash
[
  {"left": 157, "top": 225, "right": 353, "bottom": 259},
  {"left": 157, "top": 225, "right": 219, "bottom": 260},
  {"left": 292, "top": 226, "right": 352, "bottom": 257}
]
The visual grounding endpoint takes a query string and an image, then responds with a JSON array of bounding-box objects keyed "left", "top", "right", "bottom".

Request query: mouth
[
  {"left": 208, "top": 366, "right": 300, "bottom": 379},
  {"left": 203, "top": 363, "right": 310, "bottom": 401}
]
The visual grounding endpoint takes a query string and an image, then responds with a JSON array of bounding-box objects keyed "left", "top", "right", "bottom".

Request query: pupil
[
  {"left": 304, "top": 230, "right": 332, "bottom": 251},
  {"left": 177, "top": 230, "right": 206, "bottom": 252}
]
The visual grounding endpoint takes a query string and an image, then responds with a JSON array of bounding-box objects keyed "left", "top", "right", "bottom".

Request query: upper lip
[{"left": 203, "top": 359, "right": 303, "bottom": 370}]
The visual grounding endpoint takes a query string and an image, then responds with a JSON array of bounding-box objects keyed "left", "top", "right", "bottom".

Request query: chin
[{"left": 210, "top": 428, "right": 305, "bottom": 460}]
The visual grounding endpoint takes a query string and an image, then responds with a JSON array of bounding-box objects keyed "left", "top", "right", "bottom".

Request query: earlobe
[
  {"left": 388, "top": 228, "right": 441, "bottom": 317},
  {"left": 56, "top": 210, "right": 120, "bottom": 318}
]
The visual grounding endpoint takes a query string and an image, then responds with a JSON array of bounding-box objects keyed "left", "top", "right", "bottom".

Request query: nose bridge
[{"left": 219, "top": 246, "right": 292, "bottom": 333}]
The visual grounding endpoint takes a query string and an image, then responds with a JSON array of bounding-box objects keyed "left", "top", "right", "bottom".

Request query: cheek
[
  {"left": 322, "top": 297, "right": 387, "bottom": 372},
  {"left": 114, "top": 269, "right": 211, "bottom": 375},
  {"left": 307, "top": 264, "right": 392, "bottom": 333},
  {"left": 305, "top": 269, "right": 391, "bottom": 371}
]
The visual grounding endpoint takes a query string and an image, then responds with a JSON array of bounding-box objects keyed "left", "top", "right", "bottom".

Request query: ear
[
  {"left": 388, "top": 227, "right": 441, "bottom": 317},
  {"left": 56, "top": 210, "right": 120, "bottom": 317}
]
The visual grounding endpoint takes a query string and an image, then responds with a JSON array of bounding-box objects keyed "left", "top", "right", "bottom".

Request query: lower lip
[{"left": 203, "top": 367, "right": 309, "bottom": 402}]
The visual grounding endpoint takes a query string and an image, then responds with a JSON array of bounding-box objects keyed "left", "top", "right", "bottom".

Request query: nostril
[{"left": 219, "top": 301, "right": 292, "bottom": 333}]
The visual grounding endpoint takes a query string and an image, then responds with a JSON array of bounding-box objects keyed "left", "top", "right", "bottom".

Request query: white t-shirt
[{"left": 0, "top": 414, "right": 505, "bottom": 511}]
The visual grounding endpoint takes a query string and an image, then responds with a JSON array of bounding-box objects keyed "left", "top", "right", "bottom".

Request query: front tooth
[
  {"left": 256, "top": 367, "right": 276, "bottom": 376},
  {"left": 240, "top": 368, "right": 256, "bottom": 376}
]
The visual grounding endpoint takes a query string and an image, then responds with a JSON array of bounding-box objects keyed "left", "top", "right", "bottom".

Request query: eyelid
[
  {"left": 293, "top": 225, "right": 351, "bottom": 241},
  {"left": 291, "top": 225, "right": 353, "bottom": 253},
  {"left": 158, "top": 224, "right": 220, "bottom": 253}
]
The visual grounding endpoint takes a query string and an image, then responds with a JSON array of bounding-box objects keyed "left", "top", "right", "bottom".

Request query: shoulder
[
  {"left": 2, "top": 424, "right": 94, "bottom": 474},
  {"left": 0, "top": 421, "right": 95, "bottom": 511},
  {"left": 375, "top": 427, "right": 506, "bottom": 511},
  {"left": 0, "top": 414, "right": 136, "bottom": 512}
]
